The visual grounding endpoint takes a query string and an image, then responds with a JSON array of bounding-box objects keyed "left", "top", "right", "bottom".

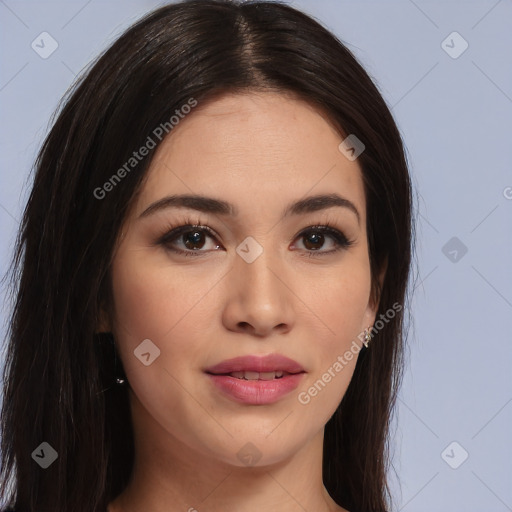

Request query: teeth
[{"left": 228, "top": 370, "right": 287, "bottom": 380}]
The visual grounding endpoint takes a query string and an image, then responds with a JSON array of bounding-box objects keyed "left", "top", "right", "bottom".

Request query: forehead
[{"left": 133, "top": 92, "right": 366, "bottom": 222}]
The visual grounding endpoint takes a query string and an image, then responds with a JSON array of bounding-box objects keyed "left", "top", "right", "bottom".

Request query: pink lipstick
[{"left": 204, "top": 354, "right": 306, "bottom": 405}]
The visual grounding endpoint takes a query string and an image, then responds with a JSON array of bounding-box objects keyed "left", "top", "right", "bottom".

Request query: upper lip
[{"left": 204, "top": 354, "right": 305, "bottom": 375}]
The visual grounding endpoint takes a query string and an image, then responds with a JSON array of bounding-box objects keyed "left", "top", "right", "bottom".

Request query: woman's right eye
[{"left": 158, "top": 225, "right": 222, "bottom": 257}]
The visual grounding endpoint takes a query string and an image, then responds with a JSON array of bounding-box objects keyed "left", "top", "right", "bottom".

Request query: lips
[
  {"left": 204, "top": 354, "right": 306, "bottom": 405},
  {"left": 204, "top": 354, "right": 305, "bottom": 375}
]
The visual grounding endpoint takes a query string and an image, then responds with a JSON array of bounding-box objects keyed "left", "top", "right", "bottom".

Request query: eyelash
[{"left": 155, "top": 216, "right": 355, "bottom": 258}]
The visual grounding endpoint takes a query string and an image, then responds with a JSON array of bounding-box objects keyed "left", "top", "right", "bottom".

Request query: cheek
[
  {"left": 306, "top": 256, "right": 372, "bottom": 343},
  {"left": 295, "top": 257, "right": 371, "bottom": 415},
  {"left": 109, "top": 248, "right": 225, "bottom": 379},
  {"left": 111, "top": 249, "right": 209, "bottom": 337},
  {"left": 110, "top": 260, "right": 169, "bottom": 343},
  {"left": 108, "top": 251, "right": 218, "bottom": 422}
]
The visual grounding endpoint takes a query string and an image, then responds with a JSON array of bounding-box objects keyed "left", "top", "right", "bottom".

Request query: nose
[{"left": 221, "top": 245, "right": 295, "bottom": 337}]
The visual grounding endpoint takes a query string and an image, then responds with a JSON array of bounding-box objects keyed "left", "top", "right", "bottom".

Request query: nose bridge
[
  {"left": 235, "top": 236, "right": 284, "bottom": 299},
  {"left": 228, "top": 234, "right": 294, "bottom": 331}
]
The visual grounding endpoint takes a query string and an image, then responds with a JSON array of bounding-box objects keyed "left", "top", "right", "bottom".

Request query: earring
[
  {"left": 110, "top": 335, "right": 127, "bottom": 386},
  {"left": 363, "top": 326, "right": 372, "bottom": 347},
  {"left": 95, "top": 331, "right": 128, "bottom": 387},
  {"left": 114, "top": 353, "right": 127, "bottom": 386}
]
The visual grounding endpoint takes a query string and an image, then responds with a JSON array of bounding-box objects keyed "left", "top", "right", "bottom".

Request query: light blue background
[{"left": 1, "top": 1, "right": 511, "bottom": 511}]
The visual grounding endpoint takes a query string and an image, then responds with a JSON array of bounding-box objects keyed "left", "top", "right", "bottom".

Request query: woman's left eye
[
  {"left": 293, "top": 226, "right": 353, "bottom": 255},
  {"left": 157, "top": 224, "right": 353, "bottom": 257}
]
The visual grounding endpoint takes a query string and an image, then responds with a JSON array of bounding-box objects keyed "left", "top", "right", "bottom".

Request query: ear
[
  {"left": 362, "top": 256, "right": 388, "bottom": 330},
  {"left": 96, "top": 304, "right": 112, "bottom": 333}
]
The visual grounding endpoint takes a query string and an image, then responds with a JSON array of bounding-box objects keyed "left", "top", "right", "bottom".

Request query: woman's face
[{"left": 105, "top": 92, "right": 379, "bottom": 468}]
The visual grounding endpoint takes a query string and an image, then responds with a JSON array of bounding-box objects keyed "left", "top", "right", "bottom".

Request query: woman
[{"left": 0, "top": 1, "right": 414, "bottom": 511}]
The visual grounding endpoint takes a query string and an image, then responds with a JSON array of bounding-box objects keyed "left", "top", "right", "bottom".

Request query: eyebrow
[{"left": 138, "top": 193, "right": 360, "bottom": 224}]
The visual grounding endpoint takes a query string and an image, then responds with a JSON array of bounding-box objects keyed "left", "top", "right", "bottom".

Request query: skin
[{"left": 103, "top": 91, "right": 382, "bottom": 512}]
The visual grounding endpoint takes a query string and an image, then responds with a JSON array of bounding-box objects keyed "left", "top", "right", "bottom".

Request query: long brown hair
[{"left": 0, "top": 1, "right": 414, "bottom": 511}]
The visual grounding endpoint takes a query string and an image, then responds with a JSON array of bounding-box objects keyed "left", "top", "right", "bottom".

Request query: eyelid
[
  {"left": 155, "top": 216, "right": 355, "bottom": 258},
  {"left": 156, "top": 223, "right": 219, "bottom": 247}
]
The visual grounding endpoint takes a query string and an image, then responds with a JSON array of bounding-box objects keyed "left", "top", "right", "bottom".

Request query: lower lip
[{"left": 206, "top": 373, "right": 305, "bottom": 405}]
